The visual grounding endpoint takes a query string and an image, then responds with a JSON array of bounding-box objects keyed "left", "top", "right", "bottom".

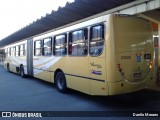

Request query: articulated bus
[{"left": 3, "top": 14, "right": 155, "bottom": 95}]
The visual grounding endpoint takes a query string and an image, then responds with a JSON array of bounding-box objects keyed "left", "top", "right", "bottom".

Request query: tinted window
[
  {"left": 24, "top": 44, "right": 27, "bottom": 56},
  {"left": 90, "top": 25, "right": 104, "bottom": 56},
  {"left": 34, "top": 40, "right": 42, "bottom": 56},
  {"left": 43, "top": 38, "right": 52, "bottom": 56},
  {"left": 5, "top": 49, "right": 9, "bottom": 56},
  {"left": 15, "top": 46, "right": 19, "bottom": 56},
  {"left": 11, "top": 47, "right": 15, "bottom": 56},
  {"left": 8, "top": 48, "right": 11, "bottom": 56},
  {"left": 54, "top": 35, "right": 67, "bottom": 56},
  {"left": 69, "top": 29, "right": 88, "bottom": 56},
  {"left": 20, "top": 44, "right": 25, "bottom": 56}
]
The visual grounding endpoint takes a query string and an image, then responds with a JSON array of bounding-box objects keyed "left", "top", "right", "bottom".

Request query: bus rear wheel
[
  {"left": 20, "top": 66, "right": 25, "bottom": 78},
  {"left": 55, "top": 72, "right": 67, "bottom": 93}
]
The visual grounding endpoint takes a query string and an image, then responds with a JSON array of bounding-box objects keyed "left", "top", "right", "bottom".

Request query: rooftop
[{"left": 0, "top": 0, "right": 136, "bottom": 47}]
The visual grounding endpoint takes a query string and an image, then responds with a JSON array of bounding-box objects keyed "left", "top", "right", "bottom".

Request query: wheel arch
[{"left": 54, "top": 68, "right": 67, "bottom": 93}]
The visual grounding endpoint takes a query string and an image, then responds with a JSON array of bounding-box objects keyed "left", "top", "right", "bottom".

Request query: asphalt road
[{"left": 0, "top": 65, "right": 160, "bottom": 120}]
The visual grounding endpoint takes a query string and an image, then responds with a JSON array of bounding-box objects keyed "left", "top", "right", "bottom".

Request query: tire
[
  {"left": 20, "top": 66, "right": 25, "bottom": 78},
  {"left": 55, "top": 72, "right": 67, "bottom": 93}
]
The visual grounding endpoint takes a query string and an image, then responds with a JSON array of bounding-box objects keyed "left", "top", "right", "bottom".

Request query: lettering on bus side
[
  {"left": 121, "top": 56, "right": 131, "bottom": 60},
  {"left": 90, "top": 62, "right": 102, "bottom": 69}
]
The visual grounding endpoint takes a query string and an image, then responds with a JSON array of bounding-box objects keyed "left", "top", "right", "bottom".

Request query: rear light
[
  {"left": 150, "top": 61, "right": 153, "bottom": 69},
  {"left": 117, "top": 64, "right": 121, "bottom": 69},
  {"left": 117, "top": 64, "right": 125, "bottom": 77}
]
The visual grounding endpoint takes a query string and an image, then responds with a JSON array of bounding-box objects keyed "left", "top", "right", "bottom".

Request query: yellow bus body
[{"left": 3, "top": 14, "right": 155, "bottom": 95}]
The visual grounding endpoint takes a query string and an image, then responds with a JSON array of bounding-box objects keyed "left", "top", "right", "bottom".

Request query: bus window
[
  {"left": 20, "top": 44, "right": 24, "bottom": 56},
  {"left": 54, "top": 34, "right": 67, "bottom": 56},
  {"left": 24, "top": 44, "right": 27, "bottom": 56},
  {"left": 8, "top": 48, "right": 11, "bottom": 56},
  {"left": 90, "top": 25, "right": 104, "bottom": 56},
  {"left": 10, "top": 48, "right": 13, "bottom": 56},
  {"left": 69, "top": 29, "right": 88, "bottom": 56},
  {"left": 15, "top": 46, "right": 20, "bottom": 56},
  {"left": 11, "top": 47, "right": 15, "bottom": 56},
  {"left": 5, "top": 49, "right": 8, "bottom": 57},
  {"left": 43, "top": 37, "right": 52, "bottom": 56},
  {"left": 34, "top": 40, "right": 42, "bottom": 56}
]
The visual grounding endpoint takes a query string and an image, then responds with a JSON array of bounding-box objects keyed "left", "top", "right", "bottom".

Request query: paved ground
[{"left": 0, "top": 65, "right": 160, "bottom": 120}]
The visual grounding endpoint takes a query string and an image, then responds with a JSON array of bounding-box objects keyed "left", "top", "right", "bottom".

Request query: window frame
[
  {"left": 43, "top": 37, "right": 52, "bottom": 56},
  {"left": 68, "top": 28, "right": 88, "bottom": 56},
  {"left": 34, "top": 40, "right": 42, "bottom": 56},
  {"left": 24, "top": 44, "right": 27, "bottom": 56},
  {"left": 15, "top": 45, "right": 20, "bottom": 57},
  {"left": 8, "top": 48, "right": 11, "bottom": 56},
  {"left": 5, "top": 48, "right": 8, "bottom": 57},
  {"left": 19, "top": 44, "right": 25, "bottom": 56},
  {"left": 54, "top": 34, "right": 67, "bottom": 56},
  {"left": 89, "top": 24, "right": 105, "bottom": 57},
  {"left": 11, "top": 47, "right": 15, "bottom": 56}
]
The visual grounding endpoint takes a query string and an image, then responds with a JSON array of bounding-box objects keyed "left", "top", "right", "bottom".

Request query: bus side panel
[
  {"left": 106, "top": 15, "right": 125, "bottom": 95},
  {"left": 64, "top": 57, "right": 90, "bottom": 94},
  {"left": 33, "top": 56, "right": 53, "bottom": 82},
  {"left": 10, "top": 58, "right": 17, "bottom": 73},
  {"left": 89, "top": 53, "right": 107, "bottom": 95},
  {"left": 4, "top": 41, "right": 27, "bottom": 75}
]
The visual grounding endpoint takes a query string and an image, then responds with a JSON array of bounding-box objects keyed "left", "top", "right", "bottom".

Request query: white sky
[{"left": 0, "top": 0, "right": 74, "bottom": 40}]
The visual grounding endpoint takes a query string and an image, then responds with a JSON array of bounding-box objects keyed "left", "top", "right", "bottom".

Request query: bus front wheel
[{"left": 55, "top": 72, "right": 67, "bottom": 93}]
